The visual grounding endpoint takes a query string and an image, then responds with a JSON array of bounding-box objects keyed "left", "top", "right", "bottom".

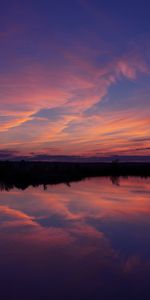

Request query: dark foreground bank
[{"left": 0, "top": 161, "right": 150, "bottom": 190}]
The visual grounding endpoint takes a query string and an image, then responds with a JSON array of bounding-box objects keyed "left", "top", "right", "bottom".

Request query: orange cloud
[{"left": 0, "top": 45, "right": 149, "bottom": 155}]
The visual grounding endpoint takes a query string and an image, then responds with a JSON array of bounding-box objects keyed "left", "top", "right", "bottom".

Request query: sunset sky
[{"left": 0, "top": 0, "right": 150, "bottom": 159}]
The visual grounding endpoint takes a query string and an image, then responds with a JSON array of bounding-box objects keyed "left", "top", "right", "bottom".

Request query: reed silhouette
[{"left": 0, "top": 161, "right": 150, "bottom": 191}]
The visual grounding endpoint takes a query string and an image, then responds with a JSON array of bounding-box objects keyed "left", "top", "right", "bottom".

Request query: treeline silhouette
[{"left": 0, "top": 161, "right": 150, "bottom": 191}]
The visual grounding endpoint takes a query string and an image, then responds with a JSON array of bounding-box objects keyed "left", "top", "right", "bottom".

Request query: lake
[{"left": 0, "top": 177, "right": 150, "bottom": 299}]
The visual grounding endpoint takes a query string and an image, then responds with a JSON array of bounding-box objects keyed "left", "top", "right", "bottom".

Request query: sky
[{"left": 0, "top": 0, "right": 150, "bottom": 159}]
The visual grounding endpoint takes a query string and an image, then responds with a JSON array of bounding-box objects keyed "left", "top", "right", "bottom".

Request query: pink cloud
[
  {"left": 0, "top": 41, "right": 149, "bottom": 154},
  {"left": 116, "top": 55, "right": 148, "bottom": 80}
]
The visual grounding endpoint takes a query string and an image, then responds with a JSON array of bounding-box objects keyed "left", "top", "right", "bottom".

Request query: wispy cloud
[{"left": 0, "top": 4, "right": 150, "bottom": 156}]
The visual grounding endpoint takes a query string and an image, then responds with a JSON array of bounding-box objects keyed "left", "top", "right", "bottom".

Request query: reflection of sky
[
  {"left": 0, "top": 178, "right": 150, "bottom": 299},
  {"left": 0, "top": 0, "right": 150, "bottom": 157}
]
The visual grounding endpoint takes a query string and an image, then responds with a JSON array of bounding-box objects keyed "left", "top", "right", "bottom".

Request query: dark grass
[{"left": 0, "top": 160, "right": 150, "bottom": 190}]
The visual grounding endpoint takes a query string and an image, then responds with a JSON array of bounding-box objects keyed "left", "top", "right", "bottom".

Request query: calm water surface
[{"left": 0, "top": 177, "right": 150, "bottom": 299}]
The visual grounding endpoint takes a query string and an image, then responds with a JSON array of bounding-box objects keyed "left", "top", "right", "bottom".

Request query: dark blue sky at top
[{"left": 1, "top": 0, "right": 150, "bottom": 54}]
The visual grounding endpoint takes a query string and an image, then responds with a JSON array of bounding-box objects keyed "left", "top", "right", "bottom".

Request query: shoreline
[{"left": 0, "top": 161, "right": 150, "bottom": 190}]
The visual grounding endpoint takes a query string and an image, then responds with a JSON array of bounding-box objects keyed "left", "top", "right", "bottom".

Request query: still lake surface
[{"left": 0, "top": 177, "right": 150, "bottom": 299}]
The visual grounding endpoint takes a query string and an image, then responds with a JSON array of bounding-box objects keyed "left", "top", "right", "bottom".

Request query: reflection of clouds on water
[
  {"left": 0, "top": 177, "right": 150, "bottom": 299},
  {"left": 0, "top": 178, "right": 150, "bottom": 245}
]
